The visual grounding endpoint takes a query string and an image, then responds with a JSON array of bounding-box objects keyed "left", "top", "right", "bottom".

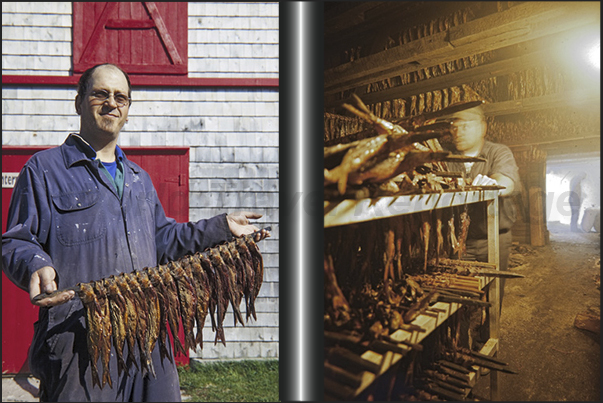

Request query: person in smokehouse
[
  {"left": 2, "top": 63, "right": 269, "bottom": 402},
  {"left": 442, "top": 103, "right": 520, "bottom": 312},
  {"left": 569, "top": 172, "right": 586, "bottom": 232}
]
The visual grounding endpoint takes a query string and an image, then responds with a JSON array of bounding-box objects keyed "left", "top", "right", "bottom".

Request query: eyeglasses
[
  {"left": 452, "top": 119, "right": 481, "bottom": 130},
  {"left": 89, "top": 90, "right": 131, "bottom": 107}
]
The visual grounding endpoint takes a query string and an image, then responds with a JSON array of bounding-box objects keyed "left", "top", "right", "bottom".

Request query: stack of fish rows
[
  {"left": 324, "top": 95, "right": 487, "bottom": 200},
  {"left": 79, "top": 234, "right": 264, "bottom": 389}
]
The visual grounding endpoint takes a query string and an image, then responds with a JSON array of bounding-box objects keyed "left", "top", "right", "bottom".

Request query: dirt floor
[{"left": 473, "top": 222, "right": 600, "bottom": 401}]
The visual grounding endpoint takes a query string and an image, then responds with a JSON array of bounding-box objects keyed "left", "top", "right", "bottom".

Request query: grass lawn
[{"left": 178, "top": 360, "right": 279, "bottom": 402}]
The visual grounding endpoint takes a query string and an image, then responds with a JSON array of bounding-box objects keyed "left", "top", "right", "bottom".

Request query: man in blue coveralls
[{"left": 2, "top": 63, "right": 270, "bottom": 402}]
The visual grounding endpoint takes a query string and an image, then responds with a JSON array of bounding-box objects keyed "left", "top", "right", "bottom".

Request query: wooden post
[
  {"left": 529, "top": 187, "right": 546, "bottom": 246},
  {"left": 486, "top": 195, "right": 500, "bottom": 401}
]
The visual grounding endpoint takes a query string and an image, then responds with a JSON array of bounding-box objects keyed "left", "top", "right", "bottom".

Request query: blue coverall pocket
[{"left": 51, "top": 190, "right": 107, "bottom": 246}]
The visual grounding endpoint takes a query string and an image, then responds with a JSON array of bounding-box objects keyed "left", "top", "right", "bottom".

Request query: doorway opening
[{"left": 545, "top": 152, "right": 600, "bottom": 242}]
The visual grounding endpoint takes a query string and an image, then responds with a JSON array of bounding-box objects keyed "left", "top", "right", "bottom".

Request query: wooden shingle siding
[
  {"left": 2, "top": 2, "right": 279, "bottom": 362},
  {"left": 188, "top": 2, "right": 279, "bottom": 79},
  {"left": 1, "top": 2, "right": 72, "bottom": 75}
]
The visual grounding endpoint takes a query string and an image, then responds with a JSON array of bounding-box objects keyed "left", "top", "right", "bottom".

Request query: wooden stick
[
  {"left": 328, "top": 347, "right": 381, "bottom": 374},
  {"left": 324, "top": 330, "right": 362, "bottom": 345},
  {"left": 437, "top": 258, "right": 497, "bottom": 270},
  {"left": 437, "top": 360, "right": 471, "bottom": 374},
  {"left": 324, "top": 377, "right": 356, "bottom": 400},
  {"left": 324, "top": 362, "right": 363, "bottom": 388}
]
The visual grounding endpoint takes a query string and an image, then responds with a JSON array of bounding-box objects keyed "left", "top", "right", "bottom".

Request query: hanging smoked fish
[
  {"left": 198, "top": 252, "right": 225, "bottom": 345},
  {"left": 94, "top": 280, "right": 113, "bottom": 388},
  {"left": 80, "top": 282, "right": 103, "bottom": 388},
  {"left": 156, "top": 264, "right": 187, "bottom": 356},
  {"left": 146, "top": 266, "right": 174, "bottom": 364},
  {"left": 244, "top": 234, "right": 265, "bottom": 320},
  {"left": 179, "top": 257, "right": 208, "bottom": 347},
  {"left": 104, "top": 276, "right": 128, "bottom": 376},
  {"left": 124, "top": 272, "right": 155, "bottom": 378},
  {"left": 227, "top": 242, "right": 248, "bottom": 324},
  {"left": 209, "top": 248, "right": 235, "bottom": 345},
  {"left": 113, "top": 274, "right": 140, "bottom": 371},
  {"left": 169, "top": 260, "right": 198, "bottom": 353},
  {"left": 29, "top": 228, "right": 271, "bottom": 389},
  {"left": 218, "top": 244, "right": 246, "bottom": 327},
  {"left": 136, "top": 271, "right": 161, "bottom": 365},
  {"left": 235, "top": 237, "right": 257, "bottom": 321},
  {"left": 188, "top": 253, "right": 211, "bottom": 348}
]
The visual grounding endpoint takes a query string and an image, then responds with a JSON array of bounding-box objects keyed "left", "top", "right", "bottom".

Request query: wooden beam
[
  {"left": 324, "top": 2, "right": 385, "bottom": 36},
  {"left": 325, "top": 47, "right": 556, "bottom": 108},
  {"left": 325, "top": 2, "right": 481, "bottom": 55},
  {"left": 482, "top": 90, "right": 600, "bottom": 117},
  {"left": 324, "top": 2, "right": 599, "bottom": 95},
  {"left": 1, "top": 74, "right": 279, "bottom": 88}
]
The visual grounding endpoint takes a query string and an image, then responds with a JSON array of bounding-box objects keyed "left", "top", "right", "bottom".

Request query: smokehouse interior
[{"left": 322, "top": 2, "right": 600, "bottom": 401}]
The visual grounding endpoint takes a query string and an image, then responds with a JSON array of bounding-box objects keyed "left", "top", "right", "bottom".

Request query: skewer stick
[{"left": 32, "top": 226, "right": 272, "bottom": 303}]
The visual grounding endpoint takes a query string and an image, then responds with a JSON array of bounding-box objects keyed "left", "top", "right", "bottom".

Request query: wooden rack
[{"left": 324, "top": 190, "right": 501, "bottom": 400}]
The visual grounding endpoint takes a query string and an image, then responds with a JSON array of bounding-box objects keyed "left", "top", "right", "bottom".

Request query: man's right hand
[{"left": 29, "top": 266, "right": 75, "bottom": 307}]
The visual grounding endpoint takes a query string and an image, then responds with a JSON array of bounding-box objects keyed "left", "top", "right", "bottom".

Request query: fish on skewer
[
  {"left": 189, "top": 253, "right": 211, "bottom": 348},
  {"left": 458, "top": 211, "right": 470, "bottom": 259},
  {"left": 27, "top": 228, "right": 270, "bottom": 382},
  {"left": 199, "top": 253, "right": 226, "bottom": 346},
  {"left": 179, "top": 256, "right": 208, "bottom": 345},
  {"left": 324, "top": 134, "right": 389, "bottom": 194},
  {"left": 420, "top": 211, "right": 431, "bottom": 273},
  {"left": 169, "top": 261, "right": 198, "bottom": 352},
  {"left": 94, "top": 280, "right": 113, "bottom": 388},
  {"left": 382, "top": 229, "right": 396, "bottom": 304},
  {"left": 326, "top": 94, "right": 407, "bottom": 195},
  {"left": 146, "top": 267, "right": 173, "bottom": 364},
  {"left": 156, "top": 264, "right": 187, "bottom": 356},
  {"left": 218, "top": 244, "right": 246, "bottom": 326},
  {"left": 197, "top": 254, "right": 218, "bottom": 332},
  {"left": 435, "top": 209, "right": 444, "bottom": 265},
  {"left": 244, "top": 235, "right": 264, "bottom": 319},
  {"left": 235, "top": 237, "right": 257, "bottom": 321},
  {"left": 104, "top": 276, "right": 128, "bottom": 376},
  {"left": 227, "top": 242, "right": 248, "bottom": 323},
  {"left": 136, "top": 271, "right": 162, "bottom": 363},
  {"left": 324, "top": 254, "right": 351, "bottom": 326},
  {"left": 344, "top": 94, "right": 408, "bottom": 136},
  {"left": 80, "top": 282, "right": 103, "bottom": 388},
  {"left": 123, "top": 272, "right": 156, "bottom": 378},
  {"left": 113, "top": 275, "right": 140, "bottom": 371},
  {"left": 209, "top": 248, "right": 234, "bottom": 345},
  {"left": 449, "top": 215, "right": 460, "bottom": 257},
  {"left": 324, "top": 126, "right": 451, "bottom": 165},
  {"left": 347, "top": 150, "right": 409, "bottom": 186}
]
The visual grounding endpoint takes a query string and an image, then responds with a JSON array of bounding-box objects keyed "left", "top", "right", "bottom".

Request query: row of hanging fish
[
  {"left": 62, "top": 233, "right": 264, "bottom": 389},
  {"left": 324, "top": 95, "right": 487, "bottom": 200}
]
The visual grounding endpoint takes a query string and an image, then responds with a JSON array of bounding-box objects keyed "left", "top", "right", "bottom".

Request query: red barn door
[
  {"left": 2, "top": 146, "right": 190, "bottom": 373},
  {"left": 72, "top": 2, "right": 188, "bottom": 75}
]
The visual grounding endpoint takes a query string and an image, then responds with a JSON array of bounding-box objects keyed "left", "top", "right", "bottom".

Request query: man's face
[
  {"left": 451, "top": 117, "right": 486, "bottom": 153},
  {"left": 76, "top": 66, "right": 130, "bottom": 139}
]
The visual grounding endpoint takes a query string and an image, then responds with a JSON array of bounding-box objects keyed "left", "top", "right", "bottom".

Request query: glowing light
[
  {"left": 553, "top": 24, "right": 600, "bottom": 88},
  {"left": 586, "top": 42, "right": 600, "bottom": 70}
]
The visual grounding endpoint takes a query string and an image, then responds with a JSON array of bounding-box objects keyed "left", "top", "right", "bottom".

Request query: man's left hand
[
  {"left": 227, "top": 211, "right": 271, "bottom": 241},
  {"left": 471, "top": 174, "right": 498, "bottom": 187}
]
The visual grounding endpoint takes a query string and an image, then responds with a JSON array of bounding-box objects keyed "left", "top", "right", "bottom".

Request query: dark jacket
[{"left": 2, "top": 134, "right": 231, "bottom": 401}]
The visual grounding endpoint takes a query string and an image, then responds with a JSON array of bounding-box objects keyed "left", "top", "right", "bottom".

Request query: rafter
[{"left": 324, "top": 2, "right": 599, "bottom": 97}]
